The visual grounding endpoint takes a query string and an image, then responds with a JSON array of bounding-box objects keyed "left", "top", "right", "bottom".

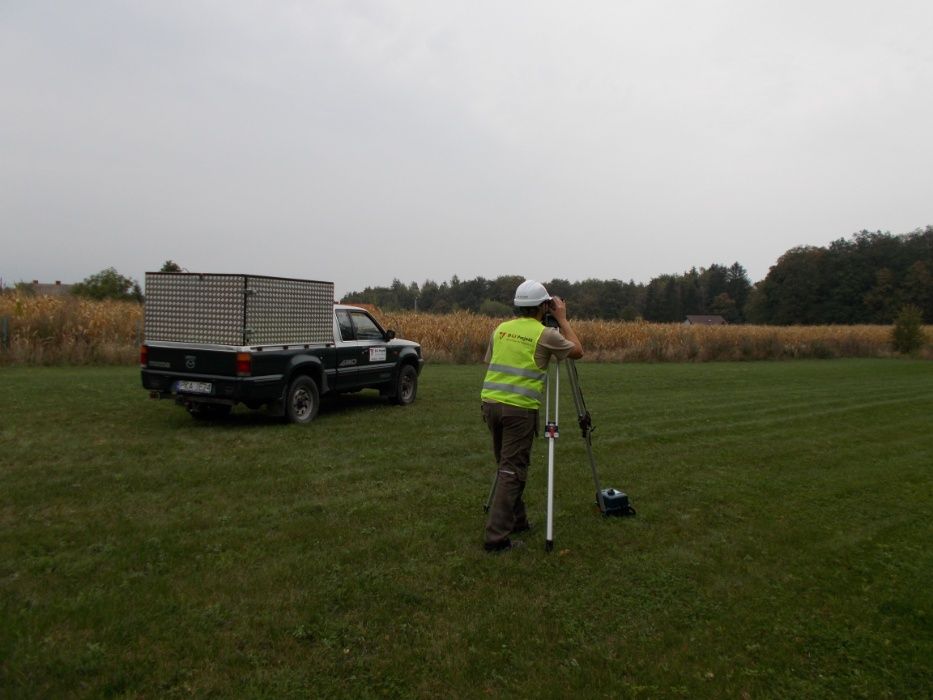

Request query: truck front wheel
[
  {"left": 391, "top": 364, "right": 418, "bottom": 405},
  {"left": 286, "top": 376, "right": 320, "bottom": 424}
]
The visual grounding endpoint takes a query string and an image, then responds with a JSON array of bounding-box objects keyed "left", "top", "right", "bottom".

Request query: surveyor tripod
[{"left": 483, "top": 359, "right": 635, "bottom": 552}]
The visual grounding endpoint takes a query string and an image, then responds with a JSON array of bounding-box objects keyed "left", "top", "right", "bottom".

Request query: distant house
[
  {"left": 27, "top": 280, "right": 73, "bottom": 296},
  {"left": 685, "top": 315, "right": 727, "bottom": 326}
]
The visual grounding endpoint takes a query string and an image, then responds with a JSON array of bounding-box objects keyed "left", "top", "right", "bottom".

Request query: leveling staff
[{"left": 481, "top": 280, "right": 584, "bottom": 552}]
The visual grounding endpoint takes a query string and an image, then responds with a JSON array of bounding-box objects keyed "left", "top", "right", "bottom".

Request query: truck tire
[
  {"left": 286, "top": 375, "right": 320, "bottom": 424},
  {"left": 391, "top": 364, "right": 418, "bottom": 405}
]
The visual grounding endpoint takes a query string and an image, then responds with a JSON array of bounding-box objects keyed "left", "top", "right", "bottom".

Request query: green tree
[
  {"left": 756, "top": 247, "right": 824, "bottom": 324},
  {"left": 479, "top": 299, "right": 511, "bottom": 317},
  {"left": 602, "top": 279, "right": 641, "bottom": 320},
  {"left": 901, "top": 261, "right": 933, "bottom": 322},
  {"left": 418, "top": 280, "right": 442, "bottom": 311},
  {"left": 710, "top": 293, "right": 740, "bottom": 323},
  {"left": 863, "top": 268, "right": 899, "bottom": 323},
  {"left": 389, "top": 278, "right": 417, "bottom": 310},
  {"left": 71, "top": 267, "right": 143, "bottom": 302},
  {"left": 698, "top": 265, "right": 725, "bottom": 308},
  {"left": 641, "top": 277, "right": 661, "bottom": 321},
  {"left": 680, "top": 269, "right": 703, "bottom": 316},
  {"left": 573, "top": 279, "right": 605, "bottom": 319},
  {"left": 160, "top": 260, "right": 183, "bottom": 272},
  {"left": 543, "top": 278, "right": 574, "bottom": 303},
  {"left": 752, "top": 227, "right": 932, "bottom": 324},
  {"left": 725, "top": 262, "right": 752, "bottom": 318},
  {"left": 454, "top": 277, "right": 489, "bottom": 312},
  {"left": 489, "top": 275, "right": 525, "bottom": 306},
  {"left": 891, "top": 305, "right": 926, "bottom": 354}
]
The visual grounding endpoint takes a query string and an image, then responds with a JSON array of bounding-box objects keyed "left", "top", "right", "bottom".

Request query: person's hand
[
  {"left": 549, "top": 296, "right": 568, "bottom": 322},
  {"left": 549, "top": 296, "right": 583, "bottom": 358}
]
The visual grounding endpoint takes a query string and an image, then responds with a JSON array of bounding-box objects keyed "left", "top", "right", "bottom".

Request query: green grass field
[{"left": 1, "top": 360, "right": 931, "bottom": 698}]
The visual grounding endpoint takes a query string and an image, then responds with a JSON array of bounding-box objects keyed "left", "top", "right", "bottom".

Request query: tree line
[
  {"left": 746, "top": 228, "right": 932, "bottom": 324},
  {"left": 344, "top": 227, "right": 932, "bottom": 324},
  {"left": 10, "top": 229, "right": 930, "bottom": 325},
  {"left": 344, "top": 265, "right": 753, "bottom": 323}
]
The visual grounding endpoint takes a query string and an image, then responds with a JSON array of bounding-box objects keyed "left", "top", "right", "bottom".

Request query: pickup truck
[{"left": 140, "top": 272, "right": 424, "bottom": 423}]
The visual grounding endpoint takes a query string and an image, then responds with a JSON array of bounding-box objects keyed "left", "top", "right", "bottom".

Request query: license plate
[{"left": 176, "top": 380, "right": 213, "bottom": 395}]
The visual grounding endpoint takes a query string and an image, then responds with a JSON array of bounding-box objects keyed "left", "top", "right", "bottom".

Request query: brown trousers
[{"left": 482, "top": 401, "right": 537, "bottom": 547}]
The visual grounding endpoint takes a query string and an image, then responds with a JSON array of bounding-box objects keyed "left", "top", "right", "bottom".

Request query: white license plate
[{"left": 176, "top": 380, "right": 213, "bottom": 395}]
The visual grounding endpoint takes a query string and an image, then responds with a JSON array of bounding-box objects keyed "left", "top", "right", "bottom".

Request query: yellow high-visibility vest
[{"left": 481, "top": 317, "right": 547, "bottom": 409}]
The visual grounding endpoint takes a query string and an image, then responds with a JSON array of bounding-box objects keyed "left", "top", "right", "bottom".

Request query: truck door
[
  {"left": 334, "top": 309, "right": 362, "bottom": 390},
  {"left": 334, "top": 309, "right": 394, "bottom": 390}
]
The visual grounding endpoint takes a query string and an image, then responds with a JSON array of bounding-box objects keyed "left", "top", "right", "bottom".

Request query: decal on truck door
[{"left": 369, "top": 347, "right": 387, "bottom": 362}]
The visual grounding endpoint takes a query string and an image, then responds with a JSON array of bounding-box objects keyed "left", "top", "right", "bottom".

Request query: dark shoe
[
  {"left": 512, "top": 522, "right": 533, "bottom": 535},
  {"left": 485, "top": 539, "right": 525, "bottom": 553}
]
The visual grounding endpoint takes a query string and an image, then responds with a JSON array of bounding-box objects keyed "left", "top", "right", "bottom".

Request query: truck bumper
[{"left": 141, "top": 369, "right": 285, "bottom": 404}]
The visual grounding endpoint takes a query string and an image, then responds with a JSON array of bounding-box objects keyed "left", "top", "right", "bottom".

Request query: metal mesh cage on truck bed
[{"left": 144, "top": 273, "right": 335, "bottom": 346}]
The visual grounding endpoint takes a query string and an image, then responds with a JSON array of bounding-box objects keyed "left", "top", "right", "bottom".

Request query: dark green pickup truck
[{"left": 140, "top": 273, "right": 423, "bottom": 423}]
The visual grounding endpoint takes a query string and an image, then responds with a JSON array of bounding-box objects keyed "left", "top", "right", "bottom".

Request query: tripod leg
[
  {"left": 585, "top": 434, "right": 607, "bottom": 513},
  {"left": 483, "top": 470, "right": 498, "bottom": 513},
  {"left": 564, "top": 360, "right": 607, "bottom": 513},
  {"left": 545, "top": 363, "right": 559, "bottom": 552},
  {"left": 546, "top": 437, "right": 555, "bottom": 551}
]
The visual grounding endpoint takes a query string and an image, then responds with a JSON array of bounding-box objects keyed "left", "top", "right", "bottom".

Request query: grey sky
[{"left": 2, "top": 1, "right": 931, "bottom": 298}]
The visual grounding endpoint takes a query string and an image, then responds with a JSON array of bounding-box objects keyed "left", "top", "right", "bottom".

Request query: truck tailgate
[
  {"left": 145, "top": 344, "right": 237, "bottom": 376},
  {"left": 142, "top": 344, "right": 287, "bottom": 404}
]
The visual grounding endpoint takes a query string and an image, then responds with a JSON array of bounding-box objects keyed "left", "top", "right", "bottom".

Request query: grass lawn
[{"left": 1, "top": 360, "right": 931, "bottom": 698}]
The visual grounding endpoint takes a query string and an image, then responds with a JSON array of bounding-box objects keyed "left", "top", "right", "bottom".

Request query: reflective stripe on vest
[
  {"left": 486, "top": 363, "right": 547, "bottom": 382},
  {"left": 480, "top": 317, "right": 547, "bottom": 409}
]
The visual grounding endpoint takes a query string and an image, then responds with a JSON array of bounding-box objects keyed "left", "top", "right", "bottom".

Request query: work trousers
[{"left": 482, "top": 401, "right": 537, "bottom": 548}]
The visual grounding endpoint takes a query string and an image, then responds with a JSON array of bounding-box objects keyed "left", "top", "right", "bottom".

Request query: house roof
[
  {"left": 685, "top": 315, "right": 727, "bottom": 325},
  {"left": 28, "top": 281, "right": 73, "bottom": 296}
]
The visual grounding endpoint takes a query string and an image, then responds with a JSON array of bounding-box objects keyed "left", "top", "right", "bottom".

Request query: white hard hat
[{"left": 513, "top": 279, "right": 552, "bottom": 306}]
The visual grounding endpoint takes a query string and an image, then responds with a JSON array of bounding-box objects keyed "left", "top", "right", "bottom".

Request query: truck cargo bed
[{"left": 144, "top": 273, "right": 334, "bottom": 346}]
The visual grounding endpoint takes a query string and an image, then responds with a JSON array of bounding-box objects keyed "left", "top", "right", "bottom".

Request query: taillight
[
  {"left": 236, "top": 352, "right": 252, "bottom": 377},
  {"left": 140, "top": 344, "right": 149, "bottom": 367}
]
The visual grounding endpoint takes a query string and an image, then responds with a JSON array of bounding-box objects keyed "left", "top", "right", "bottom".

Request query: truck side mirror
[{"left": 385, "top": 329, "right": 396, "bottom": 341}]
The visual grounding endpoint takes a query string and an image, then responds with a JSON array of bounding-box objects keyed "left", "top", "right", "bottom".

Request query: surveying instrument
[{"left": 484, "top": 358, "right": 636, "bottom": 552}]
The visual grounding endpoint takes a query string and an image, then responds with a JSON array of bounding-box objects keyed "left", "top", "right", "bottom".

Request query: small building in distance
[
  {"left": 684, "top": 315, "right": 727, "bottom": 326},
  {"left": 27, "top": 280, "right": 73, "bottom": 296}
]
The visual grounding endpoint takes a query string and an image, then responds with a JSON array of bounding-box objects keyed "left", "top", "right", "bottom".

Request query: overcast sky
[{"left": 2, "top": 1, "right": 931, "bottom": 298}]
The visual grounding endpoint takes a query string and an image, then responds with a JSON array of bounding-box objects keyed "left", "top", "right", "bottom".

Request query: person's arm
[{"left": 549, "top": 297, "right": 583, "bottom": 359}]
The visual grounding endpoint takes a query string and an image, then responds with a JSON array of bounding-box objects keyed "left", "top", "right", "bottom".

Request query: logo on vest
[{"left": 499, "top": 331, "right": 535, "bottom": 343}]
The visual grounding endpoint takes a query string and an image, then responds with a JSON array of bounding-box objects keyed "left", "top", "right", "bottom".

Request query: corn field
[
  {"left": 376, "top": 311, "right": 932, "bottom": 362},
  {"left": 0, "top": 294, "right": 142, "bottom": 365},
  {"left": 1, "top": 295, "right": 930, "bottom": 365}
]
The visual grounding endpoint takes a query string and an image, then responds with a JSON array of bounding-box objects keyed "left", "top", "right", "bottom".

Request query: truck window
[
  {"left": 351, "top": 312, "right": 384, "bottom": 341},
  {"left": 336, "top": 310, "right": 354, "bottom": 341}
]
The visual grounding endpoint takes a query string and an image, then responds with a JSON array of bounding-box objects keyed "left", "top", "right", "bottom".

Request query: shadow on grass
[{"left": 170, "top": 390, "right": 403, "bottom": 429}]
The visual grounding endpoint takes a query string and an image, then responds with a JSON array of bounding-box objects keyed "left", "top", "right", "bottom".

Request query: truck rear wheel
[
  {"left": 286, "top": 376, "right": 320, "bottom": 424},
  {"left": 391, "top": 364, "right": 418, "bottom": 405}
]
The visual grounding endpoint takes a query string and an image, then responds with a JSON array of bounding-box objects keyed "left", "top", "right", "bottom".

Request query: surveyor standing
[{"left": 481, "top": 280, "right": 584, "bottom": 552}]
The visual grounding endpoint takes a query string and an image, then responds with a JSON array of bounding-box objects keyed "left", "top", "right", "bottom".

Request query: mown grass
[{"left": 1, "top": 361, "right": 931, "bottom": 698}]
